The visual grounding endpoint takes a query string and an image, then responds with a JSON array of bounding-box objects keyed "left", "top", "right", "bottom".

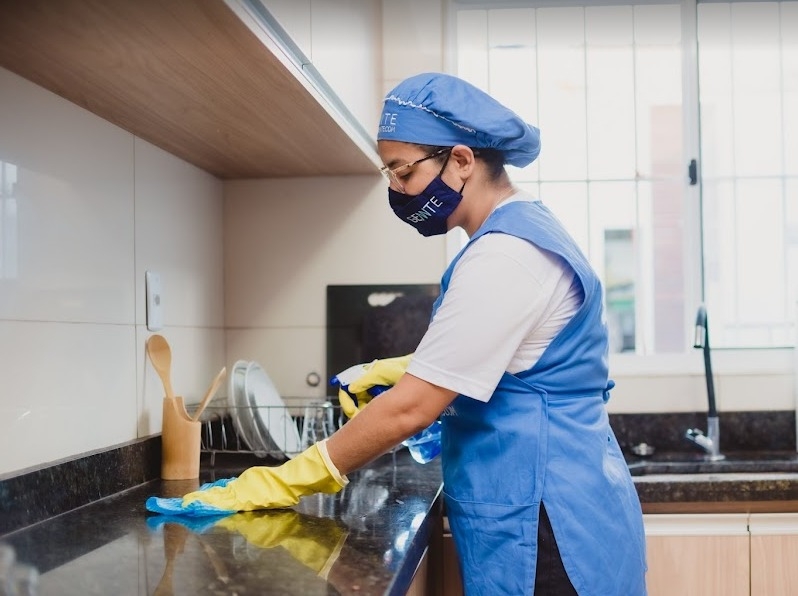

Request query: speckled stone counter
[
  {"left": 628, "top": 450, "right": 798, "bottom": 514},
  {"left": 613, "top": 410, "right": 798, "bottom": 513},
  {"left": 1, "top": 450, "right": 443, "bottom": 596},
  {"left": 2, "top": 409, "right": 797, "bottom": 593},
  {"left": 0, "top": 437, "right": 161, "bottom": 536}
]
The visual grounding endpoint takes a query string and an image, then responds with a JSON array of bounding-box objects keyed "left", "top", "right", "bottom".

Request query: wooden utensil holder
[{"left": 161, "top": 396, "right": 201, "bottom": 480}]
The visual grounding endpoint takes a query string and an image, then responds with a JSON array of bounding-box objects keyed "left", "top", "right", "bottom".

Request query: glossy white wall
[
  {"left": 381, "top": 0, "right": 446, "bottom": 92},
  {"left": 0, "top": 67, "right": 225, "bottom": 476}
]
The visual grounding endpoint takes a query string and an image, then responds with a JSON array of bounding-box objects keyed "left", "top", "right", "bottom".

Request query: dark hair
[{"left": 413, "top": 144, "right": 506, "bottom": 181}]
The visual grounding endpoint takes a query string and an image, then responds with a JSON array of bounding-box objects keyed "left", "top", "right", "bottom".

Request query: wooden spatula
[
  {"left": 191, "top": 366, "right": 227, "bottom": 422},
  {"left": 147, "top": 334, "right": 176, "bottom": 400}
]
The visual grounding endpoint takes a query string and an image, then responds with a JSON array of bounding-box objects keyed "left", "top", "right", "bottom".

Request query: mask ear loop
[
  {"left": 437, "top": 149, "right": 466, "bottom": 193},
  {"left": 436, "top": 149, "right": 453, "bottom": 176}
]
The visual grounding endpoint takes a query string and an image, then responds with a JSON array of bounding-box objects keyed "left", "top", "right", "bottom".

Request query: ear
[{"left": 449, "top": 144, "right": 476, "bottom": 177}]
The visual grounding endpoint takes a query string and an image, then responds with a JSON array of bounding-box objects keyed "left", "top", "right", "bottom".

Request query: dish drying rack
[{"left": 188, "top": 397, "right": 345, "bottom": 466}]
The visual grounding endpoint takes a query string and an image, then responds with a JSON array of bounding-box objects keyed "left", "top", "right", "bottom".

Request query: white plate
[
  {"left": 228, "top": 360, "right": 268, "bottom": 457},
  {"left": 244, "top": 361, "right": 302, "bottom": 459}
]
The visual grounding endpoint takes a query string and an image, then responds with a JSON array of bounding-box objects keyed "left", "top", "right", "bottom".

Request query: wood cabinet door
[
  {"left": 749, "top": 513, "right": 798, "bottom": 596},
  {"left": 442, "top": 533, "right": 463, "bottom": 596},
  {"left": 407, "top": 546, "right": 430, "bottom": 596},
  {"left": 644, "top": 514, "right": 749, "bottom": 596}
]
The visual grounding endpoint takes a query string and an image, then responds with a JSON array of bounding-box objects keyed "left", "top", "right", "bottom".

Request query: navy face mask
[{"left": 388, "top": 156, "right": 465, "bottom": 237}]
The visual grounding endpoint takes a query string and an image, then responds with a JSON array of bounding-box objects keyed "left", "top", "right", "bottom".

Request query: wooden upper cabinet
[{"left": 0, "top": 0, "right": 381, "bottom": 179}]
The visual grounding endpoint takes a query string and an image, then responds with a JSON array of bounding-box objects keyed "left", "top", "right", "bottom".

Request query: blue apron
[{"left": 436, "top": 200, "right": 647, "bottom": 595}]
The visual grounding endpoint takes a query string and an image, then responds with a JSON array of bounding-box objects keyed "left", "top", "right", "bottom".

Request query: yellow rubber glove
[
  {"left": 215, "top": 511, "right": 348, "bottom": 578},
  {"left": 182, "top": 441, "right": 347, "bottom": 512},
  {"left": 337, "top": 353, "right": 413, "bottom": 419}
]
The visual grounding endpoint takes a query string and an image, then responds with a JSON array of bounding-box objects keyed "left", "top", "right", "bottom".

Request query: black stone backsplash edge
[
  {"left": 0, "top": 436, "right": 161, "bottom": 537},
  {"left": 610, "top": 410, "right": 796, "bottom": 454}
]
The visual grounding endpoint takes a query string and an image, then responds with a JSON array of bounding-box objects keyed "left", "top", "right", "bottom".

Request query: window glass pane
[
  {"left": 703, "top": 178, "right": 789, "bottom": 347},
  {"left": 488, "top": 9, "right": 539, "bottom": 182},
  {"left": 734, "top": 179, "right": 785, "bottom": 321},
  {"left": 699, "top": 4, "right": 783, "bottom": 178},
  {"left": 783, "top": 3, "right": 798, "bottom": 175},
  {"left": 536, "top": 7, "right": 588, "bottom": 180},
  {"left": 1, "top": 161, "right": 19, "bottom": 280},
  {"left": 586, "top": 6, "right": 636, "bottom": 180},
  {"left": 698, "top": 1, "right": 797, "bottom": 348},
  {"left": 456, "top": 10, "right": 488, "bottom": 88},
  {"left": 641, "top": 179, "right": 688, "bottom": 352},
  {"left": 589, "top": 182, "right": 638, "bottom": 353},
  {"left": 787, "top": 180, "right": 798, "bottom": 344},
  {"left": 634, "top": 5, "right": 684, "bottom": 180},
  {"left": 605, "top": 228, "right": 637, "bottom": 352},
  {"left": 698, "top": 4, "right": 735, "bottom": 178},
  {"left": 731, "top": 3, "right": 783, "bottom": 177},
  {"left": 539, "top": 181, "right": 589, "bottom": 253}
]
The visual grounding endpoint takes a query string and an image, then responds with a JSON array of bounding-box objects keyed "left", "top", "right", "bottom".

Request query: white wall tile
[
  {"left": 224, "top": 175, "right": 447, "bottom": 328},
  {"left": 226, "top": 327, "right": 327, "bottom": 402},
  {"left": 134, "top": 139, "right": 224, "bottom": 328},
  {"left": 607, "top": 374, "right": 709, "bottom": 413},
  {"left": 0, "top": 67, "right": 135, "bottom": 325},
  {"left": 606, "top": 370, "right": 795, "bottom": 413},
  {"left": 0, "top": 321, "right": 137, "bottom": 475},
  {"left": 716, "top": 373, "right": 794, "bottom": 412}
]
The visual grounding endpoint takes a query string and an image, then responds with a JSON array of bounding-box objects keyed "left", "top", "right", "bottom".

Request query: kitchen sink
[{"left": 626, "top": 451, "right": 798, "bottom": 476}]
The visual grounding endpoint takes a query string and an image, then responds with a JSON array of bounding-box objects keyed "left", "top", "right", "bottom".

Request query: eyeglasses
[{"left": 379, "top": 148, "right": 451, "bottom": 191}]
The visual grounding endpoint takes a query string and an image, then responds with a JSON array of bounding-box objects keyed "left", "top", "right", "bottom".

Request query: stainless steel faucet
[{"left": 685, "top": 304, "right": 725, "bottom": 461}]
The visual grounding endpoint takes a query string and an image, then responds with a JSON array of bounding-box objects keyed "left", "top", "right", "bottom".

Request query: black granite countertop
[
  {"left": 627, "top": 450, "right": 798, "bottom": 513},
  {"left": 3, "top": 409, "right": 798, "bottom": 594},
  {"left": 1, "top": 450, "right": 443, "bottom": 596}
]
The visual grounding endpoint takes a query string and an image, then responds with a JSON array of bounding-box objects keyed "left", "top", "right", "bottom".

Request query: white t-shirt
[{"left": 406, "top": 194, "right": 583, "bottom": 402}]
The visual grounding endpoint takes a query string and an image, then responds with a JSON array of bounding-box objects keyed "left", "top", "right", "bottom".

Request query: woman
[{"left": 150, "top": 72, "right": 647, "bottom": 595}]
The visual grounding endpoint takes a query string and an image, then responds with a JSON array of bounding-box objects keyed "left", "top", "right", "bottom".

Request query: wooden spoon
[
  {"left": 191, "top": 366, "right": 227, "bottom": 422},
  {"left": 147, "top": 334, "right": 176, "bottom": 400}
]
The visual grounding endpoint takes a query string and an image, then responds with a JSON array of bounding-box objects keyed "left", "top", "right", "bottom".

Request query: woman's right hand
[{"left": 337, "top": 354, "right": 413, "bottom": 418}]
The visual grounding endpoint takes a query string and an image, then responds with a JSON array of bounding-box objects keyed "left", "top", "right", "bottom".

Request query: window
[
  {"left": 697, "top": 1, "right": 798, "bottom": 348},
  {"left": 0, "top": 161, "right": 17, "bottom": 280},
  {"left": 452, "top": 0, "right": 798, "bottom": 352}
]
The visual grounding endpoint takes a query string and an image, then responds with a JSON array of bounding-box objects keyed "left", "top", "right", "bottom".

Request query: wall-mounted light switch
[{"left": 145, "top": 270, "right": 163, "bottom": 332}]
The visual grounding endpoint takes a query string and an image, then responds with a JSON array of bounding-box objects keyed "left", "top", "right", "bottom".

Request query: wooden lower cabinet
[
  {"left": 644, "top": 514, "right": 750, "bottom": 596},
  {"left": 442, "top": 531, "right": 463, "bottom": 596},
  {"left": 749, "top": 513, "right": 798, "bottom": 596},
  {"left": 431, "top": 511, "right": 798, "bottom": 595},
  {"left": 407, "top": 547, "right": 430, "bottom": 596}
]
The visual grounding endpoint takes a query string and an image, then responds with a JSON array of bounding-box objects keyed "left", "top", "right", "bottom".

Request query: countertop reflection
[{"left": 2, "top": 450, "right": 442, "bottom": 596}]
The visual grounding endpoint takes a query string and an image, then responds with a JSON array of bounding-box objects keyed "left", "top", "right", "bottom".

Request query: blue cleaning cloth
[
  {"left": 378, "top": 72, "right": 541, "bottom": 168},
  {"left": 146, "top": 512, "right": 229, "bottom": 534},
  {"left": 145, "top": 477, "right": 237, "bottom": 517}
]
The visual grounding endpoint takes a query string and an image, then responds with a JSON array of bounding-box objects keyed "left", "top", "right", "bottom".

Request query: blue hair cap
[{"left": 377, "top": 72, "right": 541, "bottom": 168}]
